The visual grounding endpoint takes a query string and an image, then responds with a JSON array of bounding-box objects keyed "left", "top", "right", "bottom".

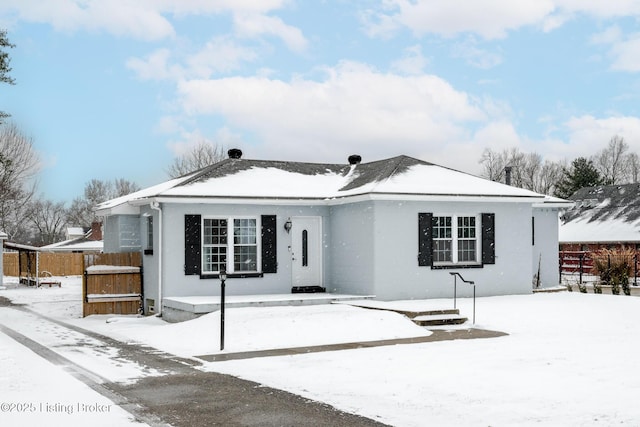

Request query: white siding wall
[
  {"left": 111, "top": 198, "right": 551, "bottom": 303},
  {"left": 533, "top": 207, "right": 561, "bottom": 288},
  {"left": 102, "top": 215, "right": 141, "bottom": 253},
  {"left": 327, "top": 202, "right": 375, "bottom": 295},
  {"left": 369, "top": 200, "right": 534, "bottom": 300},
  {"left": 158, "top": 203, "right": 330, "bottom": 298}
]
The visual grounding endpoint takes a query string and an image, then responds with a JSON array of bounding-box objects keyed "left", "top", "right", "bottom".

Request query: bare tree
[
  {"left": 167, "top": 140, "right": 226, "bottom": 178},
  {"left": 627, "top": 152, "right": 640, "bottom": 183},
  {"left": 592, "top": 135, "right": 629, "bottom": 185},
  {"left": 0, "top": 123, "right": 40, "bottom": 241},
  {"left": 67, "top": 178, "right": 139, "bottom": 227},
  {"left": 26, "top": 198, "right": 67, "bottom": 245},
  {"left": 479, "top": 148, "right": 508, "bottom": 182},
  {"left": 479, "top": 146, "right": 565, "bottom": 195},
  {"left": 113, "top": 178, "right": 140, "bottom": 197},
  {"left": 535, "top": 160, "right": 565, "bottom": 195}
]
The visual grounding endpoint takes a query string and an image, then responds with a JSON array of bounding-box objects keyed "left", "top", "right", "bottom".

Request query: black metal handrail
[{"left": 449, "top": 272, "right": 476, "bottom": 324}]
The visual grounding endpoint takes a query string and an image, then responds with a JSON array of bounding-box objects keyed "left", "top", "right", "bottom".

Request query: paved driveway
[{"left": 0, "top": 297, "right": 388, "bottom": 426}]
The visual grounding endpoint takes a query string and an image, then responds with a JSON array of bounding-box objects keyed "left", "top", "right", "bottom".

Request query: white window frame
[
  {"left": 201, "top": 216, "right": 261, "bottom": 274},
  {"left": 432, "top": 214, "right": 481, "bottom": 266}
]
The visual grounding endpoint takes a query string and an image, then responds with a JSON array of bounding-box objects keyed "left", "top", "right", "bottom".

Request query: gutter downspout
[{"left": 150, "top": 201, "right": 163, "bottom": 316}]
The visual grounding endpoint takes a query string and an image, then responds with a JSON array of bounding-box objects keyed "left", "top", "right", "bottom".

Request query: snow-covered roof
[
  {"left": 66, "top": 226, "right": 87, "bottom": 239},
  {"left": 559, "top": 183, "right": 640, "bottom": 243},
  {"left": 96, "top": 155, "right": 555, "bottom": 215},
  {"left": 40, "top": 237, "right": 103, "bottom": 252}
]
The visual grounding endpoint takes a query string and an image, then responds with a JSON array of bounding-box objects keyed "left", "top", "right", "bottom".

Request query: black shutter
[
  {"left": 185, "top": 214, "right": 201, "bottom": 275},
  {"left": 261, "top": 215, "right": 277, "bottom": 273},
  {"left": 418, "top": 213, "right": 433, "bottom": 266},
  {"left": 481, "top": 213, "right": 495, "bottom": 265}
]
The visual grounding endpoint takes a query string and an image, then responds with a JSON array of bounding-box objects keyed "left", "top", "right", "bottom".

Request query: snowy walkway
[{"left": 0, "top": 297, "right": 391, "bottom": 426}]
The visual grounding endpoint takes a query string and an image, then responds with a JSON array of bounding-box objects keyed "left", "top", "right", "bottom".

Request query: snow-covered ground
[{"left": 2, "top": 276, "right": 640, "bottom": 426}]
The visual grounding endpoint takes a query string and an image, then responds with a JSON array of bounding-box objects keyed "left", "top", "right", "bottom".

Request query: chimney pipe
[
  {"left": 228, "top": 148, "right": 243, "bottom": 159},
  {"left": 348, "top": 154, "right": 362, "bottom": 165},
  {"left": 505, "top": 166, "right": 512, "bottom": 186}
]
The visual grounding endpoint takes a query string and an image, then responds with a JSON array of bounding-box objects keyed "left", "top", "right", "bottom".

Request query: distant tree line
[{"left": 479, "top": 135, "right": 638, "bottom": 199}]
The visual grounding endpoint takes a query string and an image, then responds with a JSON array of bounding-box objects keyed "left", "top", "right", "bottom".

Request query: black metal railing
[
  {"left": 449, "top": 272, "right": 476, "bottom": 324},
  {"left": 559, "top": 251, "right": 639, "bottom": 286}
]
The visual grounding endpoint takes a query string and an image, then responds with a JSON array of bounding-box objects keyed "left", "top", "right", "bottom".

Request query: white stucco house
[{"left": 95, "top": 149, "right": 570, "bottom": 318}]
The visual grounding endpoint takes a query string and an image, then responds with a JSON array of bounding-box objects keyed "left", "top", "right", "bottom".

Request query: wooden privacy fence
[
  {"left": 82, "top": 252, "right": 143, "bottom": 317},
  {"left": 3, "top": 252, "right": 84, "bottom": 277}
]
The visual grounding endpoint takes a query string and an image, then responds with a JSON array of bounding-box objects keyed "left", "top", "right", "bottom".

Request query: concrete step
[
  {"left": 412, "top": 313, "right": 468, "bottom": 326},
  {"left": 395, "top": 308, "right": 461, "bottom": 319}
]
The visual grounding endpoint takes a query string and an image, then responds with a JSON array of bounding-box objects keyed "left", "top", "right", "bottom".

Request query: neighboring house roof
[
  {"left": 41, "top": 226, "right": 103, "bottom": 253},
  {"left": 96, "top": 154, "right": 562, "bottom": 215},
  {"left": 560, "top": 183, "right": 640, "bottom": 244},
  {"left": 40, "top": 237, "right": 103, "bottom": 253},
  {"left": 66, "top": 226, "right": 89, "bottom": 240}
]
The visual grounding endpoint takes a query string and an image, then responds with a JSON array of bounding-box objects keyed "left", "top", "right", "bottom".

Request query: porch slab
[{"left": 162, "top": 293, "right": 376, "bottom": 323}]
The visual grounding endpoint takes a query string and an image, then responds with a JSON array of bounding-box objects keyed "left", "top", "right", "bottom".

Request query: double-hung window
[
  {"left": 432, "top": 215, "right": 479, "bottom": 265},
  {"left": 202, "top": 217, "right": 258, "bottom": 274}
]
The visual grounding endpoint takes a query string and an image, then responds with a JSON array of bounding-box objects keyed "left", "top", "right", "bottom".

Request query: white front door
[{"left": 291, "top": 216, "right": 323, "bottom": 287}]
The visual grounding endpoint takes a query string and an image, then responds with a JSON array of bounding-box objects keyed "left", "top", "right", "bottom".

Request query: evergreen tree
[
  {"left": 554, "top": 157, "right": 603, "bottom": 199},
  {"left": 0, "top": 30, "right": 15, "bottom": 123}
]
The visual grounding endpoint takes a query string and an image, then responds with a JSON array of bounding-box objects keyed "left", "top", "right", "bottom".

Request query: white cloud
[
  {"left": 590, "top": 25, "right": 623, "bottom": 45},
  {"left": 233, "top": 12, "right": 308, "bottom": 53},
  {"left": 451, "top": 37, "right": 503, "bottom": 69},
  {"left": 564, "top": 115, "right": 640, "bottom": 154},
  {"left": 126, "top": 49, "right": 182, "bottom": 81},
  {"left": 363, "top": 0, "right": 556, "bottom": 40},
  {"left": 363, "top": 0, "right": 640, "bottom": 40},
  {"left": 390, "top": 45, "right": 428, "bottom": 75},
  {"left": 588, "top": 26, "right": 640, "bottom": 72},
  {"left": 0, "top": 0, "right": 301, "bottom": 45},
  {"left": 176, "top": 61, "right": 494, "bottom": 165},
  {"left": 1, "top": 0, "right": 175, "bottom": 41},
  {"left": 609, "top": 34, "right": 640, "bottom": 72},
  {"left": 554, "top": 0, "right": 640, "bottom": 18},
  {"left": 127, "top": 38, "right": 258, "bottom": 81},
  {"left": 166, "top": 127, "right": 243, "bottom": 157}
]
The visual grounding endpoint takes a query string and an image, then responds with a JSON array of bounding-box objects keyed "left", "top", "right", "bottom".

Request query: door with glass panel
[{"left": 291, "top": 216, "right": 322, "bottom": 287}]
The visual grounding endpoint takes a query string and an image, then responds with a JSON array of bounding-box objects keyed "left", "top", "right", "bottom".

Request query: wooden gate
[{"left": 82, "top": 252, "right": 143, "bottom": 317}]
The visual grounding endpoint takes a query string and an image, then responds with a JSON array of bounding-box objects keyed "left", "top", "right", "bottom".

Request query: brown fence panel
[
  {"left": 39, "top": 253, "right": 84, "bottom": 276},
  {"left": 84, "top": 252, "right": 141, "bottom": 268},
  {"left": 82, "top": 252, "right": 143, "bottom": 317},
  {"left": 2, "top": 252, "right": 84, "bottom": 277},
  {"left": 3, "top": 252, "right": 18, "bottom": 276}
]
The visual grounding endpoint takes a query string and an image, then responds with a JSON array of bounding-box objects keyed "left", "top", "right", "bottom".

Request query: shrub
[
  {"left": 593, "top": 281, "right": 602, "bottom": 294},
  {"left": 592, "top": 248, "right": 635, "bottom": 296}
]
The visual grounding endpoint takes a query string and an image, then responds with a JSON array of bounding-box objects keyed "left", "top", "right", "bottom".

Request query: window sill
[
  {"left": 199, "top": 272, "right": 264, "bottom": 279},
  {"left": 431, "top": 263, "right": 483, "bottom": 270}
]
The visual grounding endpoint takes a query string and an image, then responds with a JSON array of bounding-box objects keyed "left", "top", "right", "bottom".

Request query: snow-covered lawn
[{"left": 2, "top": 276, "right": 640, "bottom": 426}]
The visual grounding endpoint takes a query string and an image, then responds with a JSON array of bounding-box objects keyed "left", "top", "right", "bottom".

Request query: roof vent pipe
[
  {"left": 504, "top": 166, "right": 512, "bottom": 186},
  {"left": 348, "top": 154, "right": 362, "bottom": 165},
  {"left": 228, "top": 148, "right": 243, "bottom": 159}
]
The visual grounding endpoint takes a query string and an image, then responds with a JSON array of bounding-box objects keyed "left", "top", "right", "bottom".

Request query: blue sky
[{"left": 3, "top": 1, "right": 640, "bottom": 203}]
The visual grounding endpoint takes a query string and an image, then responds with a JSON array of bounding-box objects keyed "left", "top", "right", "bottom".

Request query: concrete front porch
[{"left": 162, "top": 293, "right": 376, "bottom": 323}]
